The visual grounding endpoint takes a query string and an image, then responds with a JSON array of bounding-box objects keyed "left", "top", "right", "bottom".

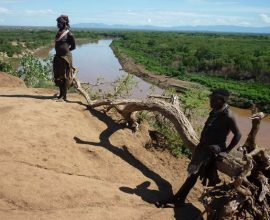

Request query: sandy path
[{"left": 0, "top": 87, "right": 204, "bottom": 220}]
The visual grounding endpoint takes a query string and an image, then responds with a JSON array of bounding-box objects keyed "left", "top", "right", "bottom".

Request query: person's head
[
  {"left": 209, "top": 89, "right": 230, "bottom": 110},
  {"left": 56, "top": 15, "right": 70, "bottom": 30}
]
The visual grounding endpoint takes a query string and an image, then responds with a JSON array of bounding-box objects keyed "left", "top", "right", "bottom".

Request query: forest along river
[{"left": 47, "top": 39, "right": 269, "bottom": 148}]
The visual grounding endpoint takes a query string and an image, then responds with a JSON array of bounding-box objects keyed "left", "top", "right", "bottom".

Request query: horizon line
[{"left": 0, "top": 23, "right": 270, "bottom": 28}]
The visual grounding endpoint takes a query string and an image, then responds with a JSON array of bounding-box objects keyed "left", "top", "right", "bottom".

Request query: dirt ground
[
  {"left": 0, "top": 72, "right": 26, "bottom": 88},
  {"left": 0, "top": 82, "right": 206, "bottom": 219}
]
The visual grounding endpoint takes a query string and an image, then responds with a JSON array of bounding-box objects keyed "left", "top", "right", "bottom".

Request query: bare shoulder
[
  {"left": 226, "top": 108, "right": 237, "bottom": 124},
  {"left": 227, "top": 108, "right": 234, "bottom": 118}
]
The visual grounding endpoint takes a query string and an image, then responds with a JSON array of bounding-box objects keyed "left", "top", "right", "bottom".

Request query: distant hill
[
  {"left": 73, "top": 23, "right": 270, "bottom": 34},
  {"left": 0, "top": 24, "right": 269, "bottom": 34}
]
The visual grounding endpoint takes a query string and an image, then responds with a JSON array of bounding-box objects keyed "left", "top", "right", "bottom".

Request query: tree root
[{"left": 200, "top": 112, "right": 270, "bottom": 219}]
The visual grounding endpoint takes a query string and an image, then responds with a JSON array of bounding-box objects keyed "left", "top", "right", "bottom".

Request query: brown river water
[{"left": 45, "top": 39, "right": 269, "bottom": 148}]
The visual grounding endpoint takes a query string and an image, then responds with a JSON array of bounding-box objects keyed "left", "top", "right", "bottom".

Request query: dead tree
[{"left": 73, "top": 78, "right": 269, "bottom": 219}]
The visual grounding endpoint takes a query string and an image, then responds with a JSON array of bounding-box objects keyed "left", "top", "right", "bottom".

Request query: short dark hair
[{"left": 210, "top": 89, "right": 230, "bottom": 102}]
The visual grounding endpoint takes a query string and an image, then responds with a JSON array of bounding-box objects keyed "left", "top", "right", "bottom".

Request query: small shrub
[
  {"left": 0, "top": 60, "right": 12, "bottom": 73},
  {"left": 17, "top": 54, "right": 53, "bottom": 87}
]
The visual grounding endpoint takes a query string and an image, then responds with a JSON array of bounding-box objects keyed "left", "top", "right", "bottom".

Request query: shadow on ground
[
  {"left": 0, "top": 94, "right": 55, "bottom": 100},
  {"left": 0, "top": 94, "right": 89, "bottom": 107},
  {"left": 74, "top": 108, "right": 203, "bottom": 220}
]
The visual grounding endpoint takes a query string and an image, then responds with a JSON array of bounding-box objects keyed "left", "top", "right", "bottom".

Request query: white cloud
[
  {"left": 0, "top": 7, "right": 9, "bottom": 14},
  {"left": 260, "top": 14, "right": 270, "bottom": 24},
  {"left": 109, "top": 9, "right": 251, "bottom": 27},
  {"left": 25, "top": 9, "right": 56, "bottom": 16}
]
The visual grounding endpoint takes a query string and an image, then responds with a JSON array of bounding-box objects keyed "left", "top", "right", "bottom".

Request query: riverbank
[
  {"left": 111, "top": 44, "right": 198, "bottom": 93},
  {"left": 111, "top": 42, "right": 270, "bottom": 112}
]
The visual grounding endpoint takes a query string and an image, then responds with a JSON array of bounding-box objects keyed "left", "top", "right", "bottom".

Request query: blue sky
[{"left": 0, "top": 0, "right": 269, "bottom": 27}]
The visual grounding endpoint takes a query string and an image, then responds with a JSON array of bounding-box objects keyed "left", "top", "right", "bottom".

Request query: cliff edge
[{"left": 0, "top": 73, "right": 204, "bottom": 220}]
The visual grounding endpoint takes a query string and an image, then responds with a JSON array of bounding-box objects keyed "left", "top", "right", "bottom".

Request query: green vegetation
[
  {"left": 0, "top": 60, "right": 12, "bottom": 73},
  {"left": 16, "top": 54, "right": 54, "bottom": 88},
  {"left": 112, "top": 31, "right": 270, "bottom": 111},
  {"left": 136, "top": 87, "right": 209, "bottom": 157},
  {"left": 179, "top": 86, "right": 209, "bottom": 121},
  {"left": 0, "top": 29, "right": 53, "bottom": 56},
  {"left": 85, "top": 74, "right": 139, "bottom": 100},
  {"left": 0, "top": 28, "right": 121, "bottom": 57},
  {"left": 151, "top": 113, "right": 191, "bottom": 157},
  {"left": 188, "top": 74, "right": 270, "bottom": 111},
  {"left": 0, "top": 28, "right": 122, "bottom": 88},
  {"left": 136, "top": 109, "right": 191, "bottom": 157},
  {"left": 1, "top": 29, "right": 269, "bottom": 108},
  {"left": 0, "top": 52, "right": 55, "bottom": 88},
  {"left": 112, "top": 32, "right": 270, "bottom": 81}
]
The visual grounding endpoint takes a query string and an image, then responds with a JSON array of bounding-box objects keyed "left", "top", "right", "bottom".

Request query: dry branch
[
  {"left": 73, "top": 77, "right": 93, "bottom": 105},
  {"left": 90, "top": 98, "right": 199, "bottom": 151}
]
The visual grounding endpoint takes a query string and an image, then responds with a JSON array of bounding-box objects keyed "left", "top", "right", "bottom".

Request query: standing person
[
  {"left": 53, "top": 15, "right": 76, "bottom": 101},
  {"left": 156, "top": 89, "right": 242, "bottom": 207}
]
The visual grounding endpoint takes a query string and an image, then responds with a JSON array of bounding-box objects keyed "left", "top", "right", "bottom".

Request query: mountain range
[{"left": 73, "top": 23, "right": 270, "bottom": 34}]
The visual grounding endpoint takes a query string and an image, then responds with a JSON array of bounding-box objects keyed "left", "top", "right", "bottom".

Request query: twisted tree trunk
[
  {"left": 88, "top": 97, "right": 245, "bottom": 177},
  {"left": 73, "top": 78, "right": 265, "bottom": 179},
  {"left": 90, "top": 98, "right": 199, "bottom": 151}
]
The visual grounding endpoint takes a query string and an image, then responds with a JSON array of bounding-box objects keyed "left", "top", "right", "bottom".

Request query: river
[
  {"left": 49, "top": 39, "right": 162, "bottom": 98},
  {"left": 47, "top": 39, "right": 269, "bottom": 148}
]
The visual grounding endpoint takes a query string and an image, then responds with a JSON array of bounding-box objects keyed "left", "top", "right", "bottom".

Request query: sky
[{"left": 0, "top": 0, "right": 269, "bottom": 27}]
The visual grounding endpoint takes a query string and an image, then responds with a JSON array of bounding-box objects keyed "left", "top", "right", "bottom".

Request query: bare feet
[{"left": 56, "top": 97, "right": 66, "bottom": 102}]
